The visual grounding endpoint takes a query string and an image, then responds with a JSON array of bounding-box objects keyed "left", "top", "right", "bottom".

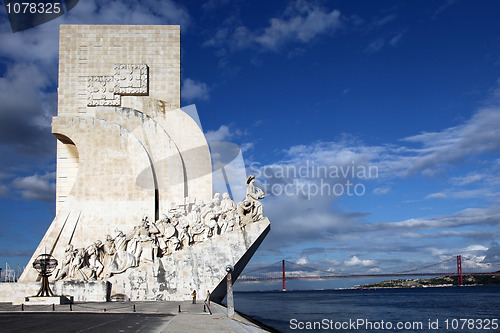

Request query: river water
[{"left": 233, "top": 286, "right": 500, "bottom": 332}]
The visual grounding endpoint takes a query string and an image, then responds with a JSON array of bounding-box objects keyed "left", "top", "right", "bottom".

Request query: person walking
[
  {"left": 191, "top": 289, "right": 197, "bottom": 304},
  {"left": 205, "top": 290, "right": 211, "bottom": 306}
]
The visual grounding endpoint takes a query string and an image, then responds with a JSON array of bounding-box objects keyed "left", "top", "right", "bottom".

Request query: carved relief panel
[
  {"left": 87, "top": 76, "right": 121, "bottom": 106},
  {"left": 114, "top": 64, "right": 148, "bottom": 95},
  {"left": 87, "top": 64, "right": 149, "bottom": 106}
]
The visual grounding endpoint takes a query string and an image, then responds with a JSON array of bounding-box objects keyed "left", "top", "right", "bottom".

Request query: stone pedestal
[
  {"left": 0, "top": 280, "right": 108, "bottom": 304},
  {"left": 24, "top": 296, "right": 73, "bottom": 305}
]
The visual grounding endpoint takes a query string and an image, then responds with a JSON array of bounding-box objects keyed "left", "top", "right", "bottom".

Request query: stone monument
[{"left": 8, "top": 25, "right": 270, "bottom": 303}]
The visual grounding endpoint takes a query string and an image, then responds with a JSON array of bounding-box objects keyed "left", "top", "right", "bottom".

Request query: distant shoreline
[
  {"left": 352, "top": 274, "right": 500, "bottom": 289},
  {"left": 351, "top": 284, "right": 483, "bottom": 290},
  {"left": 234, "top": 282, "right": 500, "bottom": 293}
]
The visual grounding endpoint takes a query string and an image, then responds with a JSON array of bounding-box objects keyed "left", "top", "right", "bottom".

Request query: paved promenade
[{"left": 0, "top": 301, "right": 272, "bottom": 332}]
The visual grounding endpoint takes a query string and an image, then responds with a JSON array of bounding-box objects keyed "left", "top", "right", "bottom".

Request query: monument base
[
  {"left": 24, "top": 296, "right": 73, "bottom": 305},
  {"left": 0, "top": 281, "right": 108, "bottom": 305},
  {"left": 0, "top": 219, "right": 270, "bottom": 304}
]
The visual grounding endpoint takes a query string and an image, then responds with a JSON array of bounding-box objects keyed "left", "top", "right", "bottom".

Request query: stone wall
[
  {"left": 0, "top": 281, "right": 107, "bottom": 305},
  {"left": 57, "top": 25, "right": 181, "bottom": 211}
]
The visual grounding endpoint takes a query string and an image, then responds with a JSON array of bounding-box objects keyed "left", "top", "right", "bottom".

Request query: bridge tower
[
  {"left": 282, "top": 260, "right": 286, "bottom": 292},
  {"left": 457, "top": 255, "right": 463, "bottom": 286}
]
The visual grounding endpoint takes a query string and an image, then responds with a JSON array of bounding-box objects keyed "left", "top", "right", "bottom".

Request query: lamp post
[{"left": 226, "top": 264, "right": 234, "bottom": 318}]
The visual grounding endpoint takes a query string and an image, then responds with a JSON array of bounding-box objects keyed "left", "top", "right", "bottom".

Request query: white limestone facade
[
  {"left": 14, "top": 25, "right": 270, "bottom": 303},
  {"left": 20, "top": 25, "right": 213, "bottom": 283}
]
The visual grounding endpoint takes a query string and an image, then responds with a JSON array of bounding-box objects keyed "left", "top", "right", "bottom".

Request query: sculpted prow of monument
[{"left": 6, "top": 25, "right": 270, "bottom": 303}]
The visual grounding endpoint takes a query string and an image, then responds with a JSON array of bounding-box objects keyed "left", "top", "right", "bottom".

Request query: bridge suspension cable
[
  {"left": 395, "top": 257, "right": 455, "bottom": 274},
  {"left": 239, "top": 260, "right": 283, "bottom": 275},
  {"left": 284, "top": 260, "right": 344, "bottom": 275},
  {"left": 238, "top": 255, "right": 499, "bottom": 284}
]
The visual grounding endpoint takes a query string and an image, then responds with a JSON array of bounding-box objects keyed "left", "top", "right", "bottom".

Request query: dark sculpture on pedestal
[{"left": 33, "top": 254, "right": 58, "bottom": 297}]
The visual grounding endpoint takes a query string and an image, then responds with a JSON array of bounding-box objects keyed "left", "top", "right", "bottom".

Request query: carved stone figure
[
  {"left": 127, "top": 226, "right": 142, "bottom": 262},
  {"left": 188, "top": 202, "right": 205, "bottom": 242},
  {"left": 155, "top": 215, "right": 169, "bottom": 252},
  {"left": 86, "top": 240, "right": 104, "bottom": 280},
  {"left": 219, "top": 193, "right": 237, "bottom": 233},
  {"left": 127, "top": 217, "right": 158, "bottom": 264},
  {"left": 55, "top": 244, "right": 75, "bottom": 281},
  {"left": 220, "top": 192, "right": 236, "bottom": 212},
  {"left": 156, "top": 215, "right": 180, "bottom": 254},
  {"left": 245, "top": 175, "right": 265, "bottom": 221},
  {"left": 212, "top": 193, "right": 222, "bottom": 214},
  {"left": 142, "top": 216, "right": 159, "bottom": 262},
  {"left": 201, "top": 201, "right": 218, "bottom": 238},
  {"left": 237, "top": 200, "right": 254, "bottom": 226},
  {"left": 211, "top": 193, "right": 223, "bottom": 224},
  {"left": 54, "top": 178, "right": 266, "bottom": 281},
  {"left": 70, "top": 248, "right": 89, "bottom": 280},
  {"left": 109, "top": 230, "right": 137, "bottom": 275},
  {"left": 227, "top": 211, "right": 239, "bottom": 232},
  {"left": 102, "top": 234, "right": 116, "bottom": 278},
  {"left": 217, "top": 214, "right": 228, "bottom": 235}
]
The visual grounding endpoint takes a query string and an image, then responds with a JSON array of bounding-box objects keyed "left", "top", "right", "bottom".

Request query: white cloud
[
  {"left": 260, "top": 195, "right": 362, "bottom": 249},
  {"left": 365, "top": 38, "right": 385, "bottom": 53},
  {"left": 181, "top": 78, "right": 210, "bottom": 102},
  {"left": 373, "top": 187, "right": 391, "bottom": 195},
  {"left": 371, "top": 206, "right": 500, "bottom": 232},
  {"left": 240, "top": 142, "right": 254, "bottom": 153},
  {"left": 372, "top": 14, "right": 396, "bottom": 27},
  {"left": 432, "top": 0, "right": 456, "bottom": 20},
  {"left": 389, "top": 30, "right": 406, "bottom": 47},
  {"left": 204, "top": 0, "right": 343, "bottom": 53},
  {"left": 426, "top": 192, "right": 447, "bottom": 199},
  {"left": 276, "top": 106, "right": 500, "bottom": 180},
  {"left": 462, "top": 244, "right": 488, "bottom": 252},
  {"left": 67, "top": 0, "right": 191, "bottom": 28},
  {"left": 250, "top": 103, "right": 500, "bottom": 257},
  {"left": 0, "top": 63, "right": 56, "bottom": 155},
  {"left": 426, "top": 189, "right": 497, "bottom": 200},
  {"left": 430, "top": 244, "right": 492, "bottom": 271},
  {"left": 401, "top": 229, "right": 500, "bottom": 241},
  {"left": 365, "top": 30, "right": 406, "bottom": 53},
  {"left": 452, "top": 189, "right": 497, "bottom": 199},
  {"left": 0, "top": 184, "right": 9, "bottom": 198},
  {"left": 12, "top": 172, "right": 55, "bottom": 202},
  {"left": 0, "top": 0, "right": 190, "bottom": 64},
  {"left": 0, "top": 21, "right": 60, "bottom": 65},
  {"left": 482, "top": 242, "right": 500, "bottom": 264},
  {"left": 450, "top": 173, "right": 485, "bottom": 186},
  {"left": 203, "top": 26, "right": 230, "bottom": 48},
  {"left": 324, "top": 257, "right": 341, "bottom": 266},
  {"left": 205, "top": 125, "right": 233, "bottom": 142},
  {"left": 296, "top": 255, "right": 310, "bottom": 265},
  {"left": 401, "top": 107, "right": 500, "bottom": 175},
  {"left": 344, "top": 256, "right": 377, "bottom": 267},
  {"left": 254, "top": 2, "right": 342, "bottom": 51}
]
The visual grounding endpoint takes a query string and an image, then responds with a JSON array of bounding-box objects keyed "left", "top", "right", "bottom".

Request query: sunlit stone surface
[{"left": 9, "top": 25, "right": 270, "bottom": 303}]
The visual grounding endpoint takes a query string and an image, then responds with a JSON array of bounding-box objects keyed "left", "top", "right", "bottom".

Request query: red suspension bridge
[{"left": 238, "top": 255, "right": 500, "bottom": 289}]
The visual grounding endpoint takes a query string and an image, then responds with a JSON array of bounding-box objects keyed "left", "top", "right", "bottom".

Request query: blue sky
[{"left": 1, "top": 0, "right": 500, "bottom": 289}]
